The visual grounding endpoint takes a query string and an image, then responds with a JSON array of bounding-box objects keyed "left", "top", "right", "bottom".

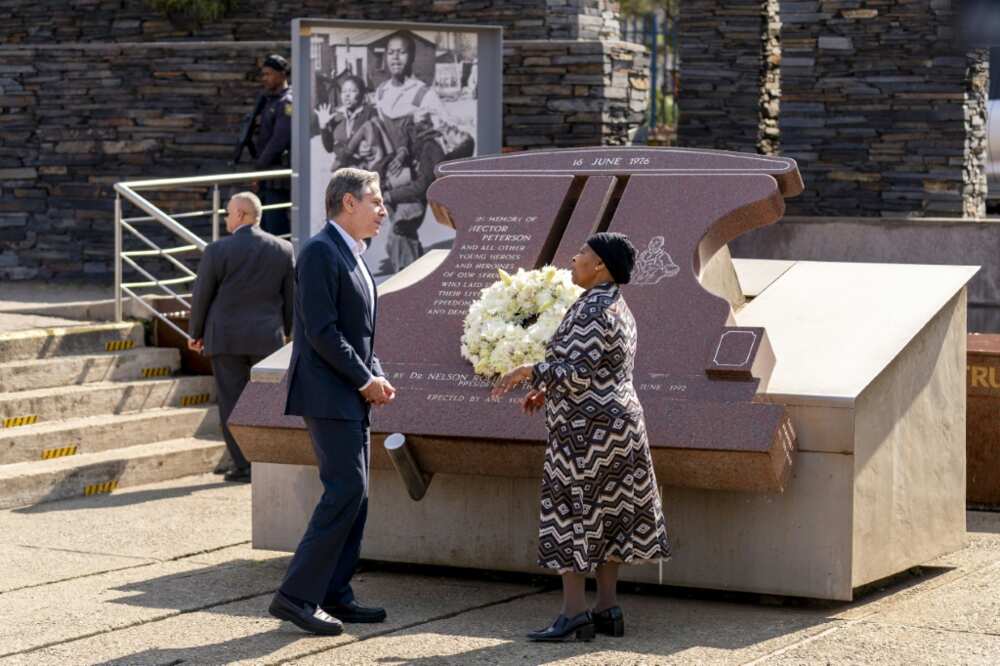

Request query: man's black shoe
[
  {"left": 322, "top": 600, "right": 387, "bottom": 623},
  {"left": 268, "top": 591, "right": 344, "bottom": 636},
  {"left": 224, "top": 467, "right": 251, "bottom": 483}
]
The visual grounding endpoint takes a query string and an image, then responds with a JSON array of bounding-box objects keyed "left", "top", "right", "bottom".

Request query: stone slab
[
  {"left": 16, "top": 573, "right": 537, "bottom": 666},
  {"left": 729, "top": 216, "right": 1000, "bottom": 332},
  {"left": 0, "top": 406, "right": 220, "bottom": 464},
  {"left": 0, "top": 321, "right": 143, "bottom": 362},
  {"left": 0, "top": 436, "right": 225, "bottom": 509},
  {"left": 0, "top": 347, "right": 180, "bottom": 393},
  {"left": 234, "top": 147, "right": 814, "bottom": 492},
  {"left": 735, "top": 262, "right": 977, "bottom": 406},
  {"left": 0, "top": 473, "right": 249, "bottom": 561},
  {"left": 851, "top": 291, "right": 967, "bottom": 589},
  {"left": 253, "top": 449, "right": 857, "bottom": 600},
  {"left": 290, "top": 590, "right": 833, "bottom": 666},
  {"left": 761, "top": 621, "right": 1000, "bottom": 666},
  {"left": 0, "top": 313, "right": 92, "bottom": 334},
  {"left": 0, "top": 546, "right": 286, "bottom": 658},
  {"left": 856, "top": 560, "right": 1000, "bottom": 636},
  {"left": 731, "top": 258, "right": 796, "bottom": 298},
  {"left": 0, "top": 543, "right": 152, "bottom": 595}
]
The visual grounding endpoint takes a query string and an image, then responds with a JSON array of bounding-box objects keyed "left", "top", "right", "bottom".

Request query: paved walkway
[{"left": 0, "top": 474, "right": 998, "bottom": 665}]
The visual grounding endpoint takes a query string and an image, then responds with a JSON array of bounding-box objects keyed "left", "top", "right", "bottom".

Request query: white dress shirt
[{"left": 328, "top": 219, "right": 376, "bottom": 391}]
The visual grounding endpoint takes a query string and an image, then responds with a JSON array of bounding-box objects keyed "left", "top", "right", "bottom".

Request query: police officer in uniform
[{"left": 254, "top": 54, "right": 293, "bottom": 237}]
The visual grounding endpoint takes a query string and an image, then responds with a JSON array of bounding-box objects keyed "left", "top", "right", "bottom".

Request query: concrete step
[
  {"left": 0, "top": 406, "right": 220, "bottom": 464},
  {"left": 0, "top": 376, "right": 216, "bottom": 429},
  {"left": 0, "top": 436, "right": 226, "bottom": 509},
  {"left": 0, "top": 321, "right": 145, "bottom": 362},
  {"left": 0, "top": 347, "right": 182, "bottom": 393}
]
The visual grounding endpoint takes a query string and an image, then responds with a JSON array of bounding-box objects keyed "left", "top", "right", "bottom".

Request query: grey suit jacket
[{"left": 189, "top": 224, "right": 294, "bottom": 357}]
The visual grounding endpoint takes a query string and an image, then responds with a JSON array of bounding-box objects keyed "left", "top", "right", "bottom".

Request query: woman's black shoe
[
  {"left": 526, "top": 611, "right": 595, "bottom": 642},
  {"left": 592, "top": 606, "right": 625, "bottom": 637}
]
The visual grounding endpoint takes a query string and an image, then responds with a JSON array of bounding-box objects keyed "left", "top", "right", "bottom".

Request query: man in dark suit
[
  {"left": 268, "top": 168, "right": 396, "bottom": 636},
  {"left": 188, "top": 192, "right": 294, "bottom": 483}
]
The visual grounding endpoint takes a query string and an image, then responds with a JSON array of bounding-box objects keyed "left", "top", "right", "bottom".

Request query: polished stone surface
[{"left": 232, "top": 147, "right": 807, "bottom": 492}]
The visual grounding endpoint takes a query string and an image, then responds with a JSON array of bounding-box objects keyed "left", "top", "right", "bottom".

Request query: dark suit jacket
[
  {"left": 284, "top": 223, "right": 382, "bottom": 421},
  {"left": 189, "top": 224, "right": 294, "bottom": 357}
]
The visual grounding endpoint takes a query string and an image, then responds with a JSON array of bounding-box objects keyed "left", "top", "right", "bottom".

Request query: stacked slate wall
[
  {"left": 678, "top": 0, "right": 988, "bottom": 218},
  {"left": 0, "top": 0, "right": 620, "bottom": 42},
  {"left": 677, "top": 0, "right": 774, "bottom": 154},
  {"left": 778, "top": 0, "right": 987, "bottom": 217},
  {"left": 0, "top": 0, "right": 645, "bottom": 281}
]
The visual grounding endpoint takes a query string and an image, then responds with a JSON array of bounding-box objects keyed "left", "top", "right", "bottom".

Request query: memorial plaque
[
  {"left": 373, "top": 147, "right": 802, "bottom": 491},
  {"left": 231, "top": 147, "right": 804, "bottom": 492}
]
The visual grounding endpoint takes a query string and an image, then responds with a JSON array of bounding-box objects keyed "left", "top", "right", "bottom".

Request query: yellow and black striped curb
[
  {"left": 2, "top": 415, "right": 38, "bottom": 428},
  {"left": 180, "top": 393, "right": 211, "bottom": 406},
  {"left": 84, "top": 480, "right": 119, "bottom": 496},
  {"left": 41, "top": 445, "right": 78, "bottom": 460},
  {"left": 141, "top": 366, "right": 171, "bottom": 378},
  {"left": 105, "top": 339, "right": 136, "bottom": 352}
]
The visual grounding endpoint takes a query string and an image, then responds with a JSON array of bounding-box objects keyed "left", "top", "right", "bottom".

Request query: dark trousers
[
  {"left": 259, "top": 186, "right": 290, "bottom": 237},
  {"left": 210, "top": 353, "right": 263, "bottom": 472},
  {"left": 279, "top": 416, "right": 369, "bottom": 605}
]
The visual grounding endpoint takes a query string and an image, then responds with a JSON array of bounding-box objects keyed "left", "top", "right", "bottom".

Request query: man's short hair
[
  {"left": 230, "top": 191, "right": 263, "bottom": 223},
  {"left": 325, "top": 168, "right": 380, "bottom": 219}
]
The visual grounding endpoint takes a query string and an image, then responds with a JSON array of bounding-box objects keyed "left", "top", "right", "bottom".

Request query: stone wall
[
  {"left": 678, "top": 1, "right": 772, "bottom": 154},
  {"left": 0, "top": 35, "right": 647, "bottom": 281},
  {"left": 0, "top": 42, "right": 278, "bottom": 281},
  {"left": 504, "top": 40, "right": 648, "bottom": 149},
  {"left": 679, "top": 0, "right": 989, "bottom": 218},
  {"left": 778, "top": 0, "right": 987, "bottom": 218},
  {"left": 0, "top": 0, "right": 620, "bottom": 43}
]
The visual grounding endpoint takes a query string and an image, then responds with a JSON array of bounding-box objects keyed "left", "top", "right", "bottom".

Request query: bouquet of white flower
[{"left": 461, "top": 266, "right": 583, "bottom": 378}]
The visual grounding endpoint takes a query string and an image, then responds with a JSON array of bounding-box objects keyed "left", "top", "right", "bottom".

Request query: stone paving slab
[
  {"left": 0, "top": 313, "right": 93, "bottom": 333},
  {"left": 0, "top": 543, "right": 152, "bottom": 595},
  {"left": 14, "top": 573, "right": 539, "bottom": 666},
  {"left": 756, "top": 621, "right": 1000, "bottom": 666},
  {"left": 290, "top": 590, "right": 834, "bottom": 666},
  {"left": 2, "top": 474, "right": 1000, "bottom": 665},
  {"left": 858, "top": 559, "right": 1000, "bottom": 635},
  {"left": 0, "top": 545, "right": 287, "bottom": 659},
  {"left": 0, "top": 474, "right": 250, "bottom": 561}
]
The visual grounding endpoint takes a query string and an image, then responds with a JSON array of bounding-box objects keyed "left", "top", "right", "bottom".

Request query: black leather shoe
[
  {"left": 224, "top": 467, "right": 251, "bottom": 483},
  {"left": 268, "top": 591, "right": 344, "bottom": 636},
  {"left": 592, "top": 606, "right": 625, "bottom": 637},
  {"left": 526, "top": 611, "right": 595, "bottom": 642},
  {"left": 323, "top": 600, "right": 387, "bottom": 623}
]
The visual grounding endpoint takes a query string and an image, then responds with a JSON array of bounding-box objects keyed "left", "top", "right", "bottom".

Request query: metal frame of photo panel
[{"left": 290, "top": 18, "right": 503, "bottom": 248}]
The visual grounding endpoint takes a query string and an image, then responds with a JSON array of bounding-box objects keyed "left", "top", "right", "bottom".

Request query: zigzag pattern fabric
[{"left": 532, "top": 282, "right": 670, "bottom": 574}]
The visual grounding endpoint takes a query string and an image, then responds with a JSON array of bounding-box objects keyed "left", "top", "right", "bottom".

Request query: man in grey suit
[
  {"left": 188, "top": 191, "right": 294, "bottom": 483},
  {"left": 268, "top": 168, "right": 396, "bottom": 636}
]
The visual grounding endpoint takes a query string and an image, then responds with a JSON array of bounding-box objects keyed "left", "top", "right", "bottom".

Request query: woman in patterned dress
[{"left": 493, "top": 232, "right": 671, "bottom": 642}]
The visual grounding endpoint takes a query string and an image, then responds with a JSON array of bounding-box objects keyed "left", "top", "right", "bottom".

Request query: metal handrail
[{"left": 114, "top": 169, "right": 292, "bottom": 341}]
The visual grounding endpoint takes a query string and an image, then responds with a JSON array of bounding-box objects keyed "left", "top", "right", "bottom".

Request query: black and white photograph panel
[{"left": 308, "top": 26, "right": 480, "bottom": 282}]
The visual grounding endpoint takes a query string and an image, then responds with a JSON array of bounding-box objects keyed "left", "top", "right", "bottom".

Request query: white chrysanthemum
[{"left": 460, "top": 267, "right": 583, "bottom": 378}]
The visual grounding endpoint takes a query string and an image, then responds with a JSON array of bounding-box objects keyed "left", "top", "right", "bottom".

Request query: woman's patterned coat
[{"left": 532, "top": 282, "right": 671, "bottom": 573}]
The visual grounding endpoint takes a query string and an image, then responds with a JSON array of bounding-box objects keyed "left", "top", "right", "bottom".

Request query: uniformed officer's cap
[{"left": 262, "top": 54, "right": 290, "bottom": 74}]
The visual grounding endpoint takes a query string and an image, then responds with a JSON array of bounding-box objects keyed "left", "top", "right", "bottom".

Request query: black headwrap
[
  {"left": 586, "top": 232, "right": 637, "bottom": 285},
  {"left": 262, "top": 54, "right": 290, "bottom": 74}
]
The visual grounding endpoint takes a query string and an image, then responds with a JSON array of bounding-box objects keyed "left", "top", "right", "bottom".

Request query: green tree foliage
[{"left": 618, "top": 0, "right": 678, "bottom": 19}]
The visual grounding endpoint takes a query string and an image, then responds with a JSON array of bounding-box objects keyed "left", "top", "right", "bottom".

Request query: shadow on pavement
[
  {"left": 968, "top": 509, "right": 1000, "bottom": 534},
  {"left": 13, "top": 481, "right": 228, "bottom": 514},
  {"left": 90, "top": 630, "right": 304, "bottom": 666}
]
